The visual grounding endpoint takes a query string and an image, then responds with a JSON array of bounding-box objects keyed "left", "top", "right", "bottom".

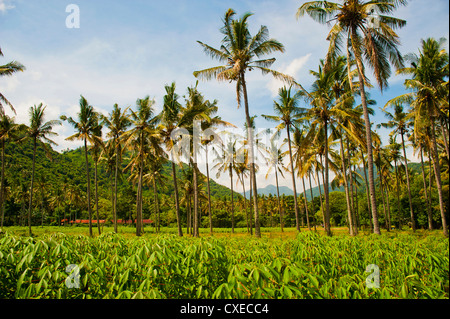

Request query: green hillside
[{"left": 2, "top": 138, "right": 239, "bottom": 225}]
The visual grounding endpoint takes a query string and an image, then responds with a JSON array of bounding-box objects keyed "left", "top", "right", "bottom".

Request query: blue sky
[{"left": 0, "top": 0, "right": 449, "bottom": 190}]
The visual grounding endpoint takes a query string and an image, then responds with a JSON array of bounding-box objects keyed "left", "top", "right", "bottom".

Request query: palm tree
[
  {"left": 0, "top": 114, "right": 22, "bottom": 230},
  {"left": 23, "top": 103, "right": 61, "bottom": 236},
  {"left": 213, "top": 135, "right": 240, "bottom": 233},
  {"left": 0, "top": 48, "right": 25, "bottom": 114},
  {"left": 157, "top": 82, "right": 184, "bottom": 236},
  {"left": 392, "top": 37, "right": 449, "bottom": 236},
  {"left": 297, "top": 0, "right": 407, "bottom": 235},
  {"left": 262, "top": 86, "right": 304, "bottom": 232},
  {"left": 380, "top": 102, "right": 415, "bottom": 231},
  {"left": 101, "top": 103, "right": 131, "bottom": 233},
  {"left": 386, "top": 135, "right": 403, "bottom": 227},
  {"left": 194, "top": 8, "right": 297, "bottom": 238},
  {"left": 264, "top": 134, "right": 286, "bottom": 232},
  {"left": 61, "top": 96, "right": 100, "bottom": 237},
  {"left": 90, "top": 122, "right": 104, "bottom": 235},
  {"left": 179, "top": 84, "right": 216, "bottom": 237},
  {"left": 122, "top": 96, "right": 159, "bottom": 236}
]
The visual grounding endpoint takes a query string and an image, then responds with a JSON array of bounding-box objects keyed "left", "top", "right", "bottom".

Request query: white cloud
[
  {"left": 267, "top": 54, "right": 312, "bottom": 96},
  {"left": 0, "top": 0, "right": 14, "bottom": 13}
]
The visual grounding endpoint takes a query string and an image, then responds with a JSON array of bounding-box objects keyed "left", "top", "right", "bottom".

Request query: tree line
[{"left": 0, "top": 1, "right": 448, "bottom": 237}]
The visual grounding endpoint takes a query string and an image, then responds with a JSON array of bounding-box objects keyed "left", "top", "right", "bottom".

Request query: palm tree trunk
[
  {"left": 152, "top": 178, "right": 159, "bottom": 234},
  {"left": 323, "top": 120, "right": 331, "bottom": 236},
  {"left": 192, "top": 162, "right": 199, "bottom": 237},
  {"left": 205, "top": 146, "right": 213, "bottom": 235},
  {"left": 286, "top": 127, "right": 300, "bottom": 232},
  {"left": 441, "top": 117, "right": 449, "bottom": 162},
  {"left": 275, "top": 169, "right": 283, "bottom": 232},
  {"left": 315, "top": 167, "right": 325, "bottom": 229},
  {"left": 301, "top": 174, "right": 311, "bottom": 231},
  {"left": 229, "top": 166, "right": 234, "bottom": 233},
  {"left": 94, "top": 160, "right": 101, "bottom": 235},
  {"left": 400, "top": 132, "right": 415, "bottom": 232},
  {"left": 84, "top": 138, "right": 93, "bottom": 237},
  {"left": 340, "top": 136, "right": 355, "bottom": 235},
  {"left": 241, "top": 175, "right": 249, "bottom": 233},
  {"left": 394, "top": 160, "right": 402, "bottom": 229},
  {"left": 240, "top": 72, "right": 260, "bottom": 238},
  {"left": 136, "top": 135, "right": 144, "bottom": 237},
  {"left": 352, "top": 32, "right": 380, "bottom": 235},
  {"left": 0, "top": 140, "right": 6, "bottom": 230},
  {"left": 114, "top": 139, "right": 119, "bottom": 233},
  {"left": 420, "top": 147, "right": 433, "bottom": 230},
  {"left": 27, "top": 138, "right": 38, "bottom": 236},
  {"left": 308, "top": 172, "right": 317, "bottom": 231},
  {"left": 171, "top": 162, "right": 183, "bottom": 237},
  {"left": 383, "top": 175, "right": 392, "bottom": 231},
  {"left": 430, "top": 121, "right": 448, "bottom": 237},
  {"left": 249, "top": 171, "right": 253, "bottom": 236},
  {"left": 361, "top": 149, "right": 372, "bottom": 227}
]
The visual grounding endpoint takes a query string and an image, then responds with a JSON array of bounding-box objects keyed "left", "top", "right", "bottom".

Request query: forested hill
[{"left": 4, "top": 138, "right": 237, "bottom": 203}]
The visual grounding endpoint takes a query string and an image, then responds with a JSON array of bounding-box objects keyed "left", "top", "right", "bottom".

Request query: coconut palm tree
[
  {"left": 157, "top": 82, "right": 184, "bottom": 236},
  {"left": 61, "top": 96, "right": 101, "bottom": 237},
  {"left": 213, "top": 134, "right": 241, "bottom": 233},
  {"left": 178, "top": 85, "right": 215, "bottom": 237},
  {"left": 264, "top": 133, "right": 286, "bottom": 232},
  {"left": 297, "top": 0, "right": 407, "bottom": 235},
  {"left": 101, "top": 103, "right": 131, "bottom": 233},
  {"left": 23, "top": 103, "right": 61, "bottom": 236},
  {"left": 391, "top": 37, "right": 449, "bottom": 236},
  {"left": 0, "top": 114, "right": 23, "bottom": 230},
  {"left": 262, "top": 86, "right": 305, "bottom": 232},
  {"left": 90, "top": 122, "right": 104, "bottom": 235},
  {"left": 0, "top": 48, "right": 25, "bottom": 114},
  {"left": 122, "top": 96, "right": 159, "bottom": 236},
  {"left": 379, "top": 102, "right": 415, "bottom": 231},
  {"left": 194, "top": 8, "right": 297, "bottom": 238}
]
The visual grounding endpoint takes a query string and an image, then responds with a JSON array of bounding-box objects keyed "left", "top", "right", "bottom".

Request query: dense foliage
[{"left": 0, "top": 231, "right": 447, "bottom": 299}]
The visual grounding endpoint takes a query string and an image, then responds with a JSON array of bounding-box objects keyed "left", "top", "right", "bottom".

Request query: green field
[{"left": 0, "top": 227, "right": 448, "bottom": 299}]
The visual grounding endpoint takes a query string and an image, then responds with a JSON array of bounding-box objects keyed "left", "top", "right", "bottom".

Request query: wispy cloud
[
  {"left": 267, "top": 54, "right": 312, "bottom": 96},
  {"left": 0, "top": 0, "right": 15, "bottom": 13}
]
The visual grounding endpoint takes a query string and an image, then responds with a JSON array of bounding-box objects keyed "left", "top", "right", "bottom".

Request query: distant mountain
[{"left": 241, "top": 184, "right": 294, "bottom": 198}]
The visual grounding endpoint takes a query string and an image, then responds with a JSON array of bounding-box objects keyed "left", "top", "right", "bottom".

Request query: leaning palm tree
[
  {"left": 122, "top": 96, "right": 159, "bottom": 237},
  {"left": 379, "top": 101, "right": 415, "bottom": 231},
  {"left": 297, "top": 0, "right": 407, "bottom": 235},
  {"left": 23, "top": 103, "right": 61, "bottom": 236},
  {"left": 194, "top": 8, "right": 297, "bottom": 238},
  {"left": 101, "top": 104, "right": 131, "bottom": 233},
  {"left": 262, "top": 86, "right": 305, "bottom": 232},
  {"left": 61, "top": 96, "right": 101, "bottom": 237},
  {"left": 0, "top": 48, "right": 25, "bottom": 114}
]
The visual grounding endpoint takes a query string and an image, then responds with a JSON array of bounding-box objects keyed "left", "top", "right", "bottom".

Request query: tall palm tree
[
  {"left": 194, "top": 8, "right": 297, "bottom": 238},
  {"left": 0, "top": 114, "right": 22, "bottom": 230},
  {"left": 24, "top": 103, "right": 61, "bottom": 236},
  {"left": 262, "top": 86, "right": 304, "bottom": 232},
  {"left": 213, "top": 135, "right": 240, "bottom": 233},
  {"left": 157, "top": 82, "right": 184, "bottom": 236},
  {"left": 101, "top": 104, "right": 131, "bottom": 233},
  {"left": 264, "top": 134, "right": 286, "bottom": 232},
  {"left": 90, "top": 122, "right": 104, "bottom": 235},
  {"left": 122, "top": 96, "right": 159, "bottom": 236},
  {"left": 392, "top": 37, "right": 449, "bottom": 236},
  {"left": 297, "top": 0, "right": 407, "bottom": 235},
  {"left": 61, "top": 96, "right": 101, "bottom": 237},
  {"left": 0, "top": 48, "right": 25, "bottom": 114},
  {"left": 178, "top": 85, "right": 215, "bottom": 237},
  {"left": 380, "top": 102, "right": 415, "bottom": 231}
]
